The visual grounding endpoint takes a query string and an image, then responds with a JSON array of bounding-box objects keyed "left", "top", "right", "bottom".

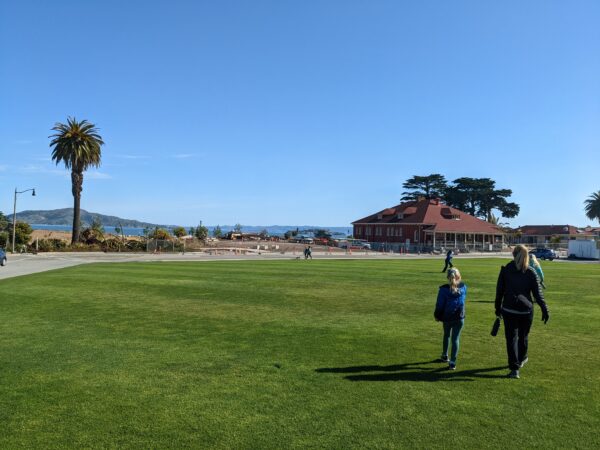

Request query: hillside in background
[
  {"left": 9, "top": 209, "right": 164, "bottom": 228},
  {"left": 6, "top": 209, "right": 350, "bottom": 236}
]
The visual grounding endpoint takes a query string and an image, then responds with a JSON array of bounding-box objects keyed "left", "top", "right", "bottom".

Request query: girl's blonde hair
[
  {"left": 512, "top": 244, "right": 530, "bottom": 273},
  {"left": 447, "top": 268, "right": 462, "bottom": 294}
]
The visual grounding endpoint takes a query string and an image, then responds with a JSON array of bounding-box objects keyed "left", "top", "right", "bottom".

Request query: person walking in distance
[
  {"left": 434, "top": 268, "right": 467, "bottom": 370},
  {"left": 495, "top": 245, "right": 550, "bottom": 379},
  {"left": 442, "top": 249, "right": 454, "bottom": 272},
  {"left": 306, "top": 245, "right": 313, "bottom": 260}
]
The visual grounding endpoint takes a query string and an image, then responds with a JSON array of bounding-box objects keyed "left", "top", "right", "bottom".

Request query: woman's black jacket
[{"left": 495, "top": 261, "right": 549, "bottom": 317}]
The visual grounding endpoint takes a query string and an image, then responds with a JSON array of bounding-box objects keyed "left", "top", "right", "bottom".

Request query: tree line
[
  {"left": 402, "top": 174, "right": 600, "bottom": 226},
  {"left": 401, "top": 174, "right": 520, "bottom": 222}
]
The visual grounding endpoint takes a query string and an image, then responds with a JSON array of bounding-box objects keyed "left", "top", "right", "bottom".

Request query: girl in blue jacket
[
  {"left": 434, "top": 268, "right": 467, "bottom": 370},
  {"left": 529, "top": 254, "right": 546, "bottom": 288}
]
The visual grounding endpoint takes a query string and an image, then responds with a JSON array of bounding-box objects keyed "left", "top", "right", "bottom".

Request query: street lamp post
[{"left": 12, "top": 187, "right": 36, "bottom": 253}]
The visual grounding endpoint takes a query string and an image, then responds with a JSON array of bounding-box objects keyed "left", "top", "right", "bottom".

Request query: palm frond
[
  {"left": 49, "top": 116, "right": 104, "bottom": 170},
  {"left": 584, "top": 191, "right": 600, "bottom": 223}
]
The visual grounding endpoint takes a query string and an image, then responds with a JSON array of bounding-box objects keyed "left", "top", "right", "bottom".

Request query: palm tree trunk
[{"left": 71, "top": 170, "right": 83, "bottom": 244}]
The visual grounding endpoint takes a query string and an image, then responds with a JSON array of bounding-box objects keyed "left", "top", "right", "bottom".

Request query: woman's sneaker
[
  {"left": 448, "top": 363, "right": 456, "bottom": 370},
  {"left": 508, "top": 370, "right": 520, "bottom": 379},
  {"left": 519, "top": 357, "right": 529, "bottom": 368},
  {"left": 439, "top": 355, "right": 449, "bottom": 363}
]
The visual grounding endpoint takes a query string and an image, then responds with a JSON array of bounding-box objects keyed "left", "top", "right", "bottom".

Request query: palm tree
[
  {"left": 50, "top": 117, "right": 104, "bottom": 243},
  {"left": 584, "top": 191, "right": 600, "bottom": 225},
  {"left": 487, "top": 212, "right": 508, "bottom": 227}
]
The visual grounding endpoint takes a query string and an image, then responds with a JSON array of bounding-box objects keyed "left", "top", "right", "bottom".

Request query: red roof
[
  {"left": 353, "top": 199, "right": 503, "bottom": 234},
  {"left": 518, "top": 225, "right": 595, "bottom": 236}
]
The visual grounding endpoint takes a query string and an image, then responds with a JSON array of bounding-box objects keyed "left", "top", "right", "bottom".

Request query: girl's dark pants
[{"left": 503, "top": 311, "right": 534, "bottom": 370}]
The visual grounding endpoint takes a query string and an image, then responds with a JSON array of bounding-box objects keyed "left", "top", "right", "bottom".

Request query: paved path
[
  {"left": 0, "top": 253, "right": 136, "bottom": 280},
  {"left": 0, "top": 250, "right": 557, "bottom": 281},
  {"left": 0, "top": 252, "right": 238, "bottom": 280}
]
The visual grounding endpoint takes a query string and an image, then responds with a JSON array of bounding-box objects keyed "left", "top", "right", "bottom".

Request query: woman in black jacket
[{"left": 495, "top": 245, "right": 550, "bottom": 379}]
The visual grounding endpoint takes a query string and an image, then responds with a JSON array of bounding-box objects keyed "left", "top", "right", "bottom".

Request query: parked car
[
  {"left": 0, "top": 248, "right": 6, "bottom": 266},
  {"left": 336, "top": 239, "right": 369, "bottom": 249},
  {"left": 530, "top": 247, "right": 557, "bottom": 261},
  {"left": 346, "top": 239, "right": 371, "bottom": 250}
]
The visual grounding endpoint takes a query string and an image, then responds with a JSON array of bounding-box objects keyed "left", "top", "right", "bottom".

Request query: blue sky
[{"left": 1, "top": 1, "right": 599, "bottom": 227}]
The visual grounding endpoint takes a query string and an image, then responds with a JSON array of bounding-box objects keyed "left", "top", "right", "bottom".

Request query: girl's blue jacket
[
  {"left": 529, "top": 261, "right": 544, "bottom": 283},
  {"left": 434, "top": 283, "right": 467, "bottom": 322}
]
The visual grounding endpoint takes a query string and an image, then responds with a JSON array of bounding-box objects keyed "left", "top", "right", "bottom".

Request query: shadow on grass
[
  {"left": 316, "top": 360, "right": 439, "bottom": 373},
  {"left": 316, "top": 361, "right": 507, "bottom": 382}
]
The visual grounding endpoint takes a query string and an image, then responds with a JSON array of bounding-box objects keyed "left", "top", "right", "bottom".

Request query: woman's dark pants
[{"left": 503, "top": 311, "right": 534, "bottom": 370}]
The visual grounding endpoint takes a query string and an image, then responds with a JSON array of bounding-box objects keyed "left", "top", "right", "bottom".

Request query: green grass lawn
[{"left": 1, "top": 258, "right": 599, "bottom": 449}]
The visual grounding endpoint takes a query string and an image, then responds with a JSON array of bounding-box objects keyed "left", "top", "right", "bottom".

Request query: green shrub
[
  {"left": 149, "top": 228, "right": 171, "bottom": 240},
  {"left": 9, "top": 221, "right": 33, "bottom": 246},
  {"left": 101, "top": 238, "right": 147, "bottom": 252},
  {"left": 69, "top": 242, "right": 92, "bottom": 252},
  {"left": 80, "top": 227, "right": 105, "bottom": 244},
  {"left": 34, "top": 239, "right": 69, "bottom": 252},
  {"left": 194, "top": 225, "right": 208, "bottom": 241},
  {"left": 212, "top": 225, "right": 223, "bottom": 238},
  {"left": 0, "top": 231, "right": 8, "bottom": 248},
  {"left": 173, "top": 226, "right": 187, "bottom": 238}
]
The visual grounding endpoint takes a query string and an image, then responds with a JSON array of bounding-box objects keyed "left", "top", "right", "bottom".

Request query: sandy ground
[{"left": 30, "top": 229, "right": 72, "bottom": 241}]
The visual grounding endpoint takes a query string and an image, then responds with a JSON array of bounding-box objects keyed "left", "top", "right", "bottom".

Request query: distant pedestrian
[
  {"left": 306, "top": 245, "right": 313, "bottom": 260},
  {"left": 441, "top": 249, "right": 454, "bottom": 272},
  {"left": 495, "top": 245, "right": 549, "bottom": 379},
  {"left": 529, "top": 254, "right": 546, "bottom": 289},
  {"left": 434, "top": 268, "right": 467, "bottom": 370}
]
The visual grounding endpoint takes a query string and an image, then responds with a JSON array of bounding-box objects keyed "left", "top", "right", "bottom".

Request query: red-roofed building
[
  {"left": 583, "top": 226, "right": 600, "bottom": 238},
  {"left": 516, "top": 225, "right": 595, "bottom": 245},
  {"left": 352, "top": 198, "right": 505, "bottom": 251}
]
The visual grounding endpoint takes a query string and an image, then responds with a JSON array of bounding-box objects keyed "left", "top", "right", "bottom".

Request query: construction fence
[{"left": 369, "top": 242, "right": 508, "bottom": 254}]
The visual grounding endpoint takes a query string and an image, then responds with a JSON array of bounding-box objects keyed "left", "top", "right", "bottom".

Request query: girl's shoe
[
  {"left": 508, "top": 370, "right": 520, "bottom": 379},
  {"left": 439, "top": 355, "right": 449, "bottom": 362},
  {"left": 448, "top": 363, "right": 456, "bottom": 370}
]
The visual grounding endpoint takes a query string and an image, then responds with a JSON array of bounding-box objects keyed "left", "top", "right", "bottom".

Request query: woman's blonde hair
[
  {"left": 447, "top": 268, "right": 462, "bottom": 294},
  {"left": 512, "top": 244, "right": 530, "bottom": 273}
]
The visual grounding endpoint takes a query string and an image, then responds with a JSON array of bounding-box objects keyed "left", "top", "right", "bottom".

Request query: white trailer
[{"left": 568, "top": 240, "right": 600, "bottom": 260}]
